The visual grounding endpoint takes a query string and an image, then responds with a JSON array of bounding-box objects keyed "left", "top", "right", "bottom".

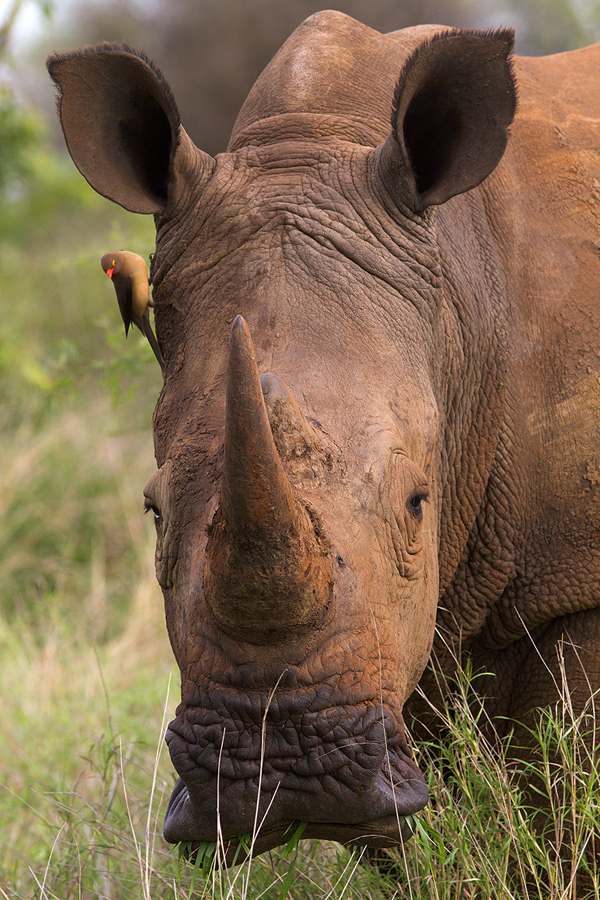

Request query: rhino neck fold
[{"left": 203, "top": 316, "right": 333, "bottom": 643}]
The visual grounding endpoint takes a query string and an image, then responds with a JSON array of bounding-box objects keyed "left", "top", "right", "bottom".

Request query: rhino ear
[
  {"left": 377, "top": 28, "right": 516, "bottom": 212},
  {"left": 47, "top": 44, "right": 208, "bottom": 215}
]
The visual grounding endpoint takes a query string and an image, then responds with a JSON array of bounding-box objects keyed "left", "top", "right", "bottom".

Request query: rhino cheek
[
  {"left": 403, "top": 534, "right": 440, "bottom": 695},
  {"left": 353, "top": 505, "right": 439, "bottom": 704}
]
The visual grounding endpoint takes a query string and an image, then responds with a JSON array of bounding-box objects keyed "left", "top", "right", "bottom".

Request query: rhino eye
[
  {"left": 407, "top": 490, "right": 429, "bottom": 520},
  {"left": 144, "top": 498, "right": 162, "bottom": 526}
]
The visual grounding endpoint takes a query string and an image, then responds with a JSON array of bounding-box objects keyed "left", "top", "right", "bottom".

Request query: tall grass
[
  {"left": 3, "top": 613, "right": 599, "bottom": 898},
  {"left": 1, "top": 140, "right": 599, "bottom": 899},
  {"left": 400, "top": 662, "right": 599, "bottom": 899}
]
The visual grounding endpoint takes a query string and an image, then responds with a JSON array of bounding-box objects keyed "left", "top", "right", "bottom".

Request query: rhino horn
[
  {"left": 260, "top": 372, "right": 321, "bottom": 458},
  {"left": 203, "top": 316, "right": 333, "bottom": 642},
  {"left": 222, "top": 316, "right": 298, "bottom": 535}
]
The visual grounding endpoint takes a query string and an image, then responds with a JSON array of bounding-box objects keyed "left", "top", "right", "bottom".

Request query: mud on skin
[{"left": 48, "top": 10, "right": 600, "bottom": 865}]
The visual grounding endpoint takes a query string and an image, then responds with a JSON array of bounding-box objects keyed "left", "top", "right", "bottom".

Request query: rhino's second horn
[{"left": 203, "top": 315, "right": 333, "bottom": 643}]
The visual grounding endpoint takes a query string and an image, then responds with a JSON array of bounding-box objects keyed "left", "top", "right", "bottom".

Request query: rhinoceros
[{"left": 47, "top": 10, "right": 600, "bottom": 860}]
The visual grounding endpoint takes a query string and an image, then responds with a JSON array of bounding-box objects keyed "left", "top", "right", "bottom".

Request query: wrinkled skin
[{"left": 48, "top": 12, "right": 600, "bottom": 861}]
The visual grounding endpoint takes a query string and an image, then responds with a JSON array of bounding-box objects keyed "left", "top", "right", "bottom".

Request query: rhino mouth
[
  {"left": 162, "top": 692, "right": 428, "bottom": 859},
  {"left": 168, "top": 778, "right": 418, "bottom": 866}
]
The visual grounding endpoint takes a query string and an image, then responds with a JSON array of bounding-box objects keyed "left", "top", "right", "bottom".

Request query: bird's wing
[{"left": 114, "top": 276, "right": 133, "bottom": 336}]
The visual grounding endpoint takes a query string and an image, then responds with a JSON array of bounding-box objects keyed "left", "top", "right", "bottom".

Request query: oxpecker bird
[{"left": 101, "top": 250, "right": 165, "bottom": 372}]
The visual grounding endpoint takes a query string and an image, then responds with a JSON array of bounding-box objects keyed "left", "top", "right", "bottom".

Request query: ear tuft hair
[
  {"left": 391, "top": 27, "right": 515, "bottom": 133},
  {"left": 47, "top": 43, "right": 181, "bottom": 136}
]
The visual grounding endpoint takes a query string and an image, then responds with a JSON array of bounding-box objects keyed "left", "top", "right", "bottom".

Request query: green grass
[
  {"left": 0, "top": 136, "right": 599, "bottom": 899},
  {"left": 3, "top": 616, "right": 599, "bottom": 898}
]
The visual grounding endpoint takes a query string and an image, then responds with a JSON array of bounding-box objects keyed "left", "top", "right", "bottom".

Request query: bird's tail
[{"left": 141, "top": 317, "right": 165, "bottom": 373}]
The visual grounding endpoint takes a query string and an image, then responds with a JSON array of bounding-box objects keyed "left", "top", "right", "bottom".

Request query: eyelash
[
  {"left": 143, "top": 499, "right": 162, "bottom": 523},
  {"left": 408, "top": 489, "right": 429, "bottom": 517}
]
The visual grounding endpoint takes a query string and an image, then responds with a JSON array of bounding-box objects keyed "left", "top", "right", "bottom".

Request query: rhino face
[
  {"left": 147, "top": 160, "right": 442, "bottom": 845},
  {"left": 48, "top": 12, "right": 515, "bottom": 857}
]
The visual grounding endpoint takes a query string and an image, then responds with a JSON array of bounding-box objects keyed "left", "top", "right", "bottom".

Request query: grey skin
[{"left": 47, "top": 13, "right": 600, "bottom": 864}]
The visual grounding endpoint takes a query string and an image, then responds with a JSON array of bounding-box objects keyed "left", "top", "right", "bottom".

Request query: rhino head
[{"left": 48, "top": 12, "right": 516, "bottom": 858}]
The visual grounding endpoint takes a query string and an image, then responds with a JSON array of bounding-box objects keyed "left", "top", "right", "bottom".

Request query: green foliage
[
  {"left": 0, "top": 0, "right": 54, "bottom": 53},
  {"left": 0, "top": 0, "right": 56, "bottom": 200},
  {"left": 390, "top": 664, "right": 600, "bottom": 899},
  {"left": 0, "top": 119, "right": 157, "bottom": 640},
  {"left": 1, "top": 6, "right": 599, "bottom": 895},
  {"left": 2, "top": 631, "right": 599, "bottom": 898},
  {"left": 0, "top": 84, "right": 42, "bottom": 197}
]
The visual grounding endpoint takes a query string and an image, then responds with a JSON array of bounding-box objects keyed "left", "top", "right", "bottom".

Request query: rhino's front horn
[
  {"left": 222, "top": 316, "right": 298, "bottom": 539},
  {"left": 203, "top": 316, "right": 333, "bottom": 643}
]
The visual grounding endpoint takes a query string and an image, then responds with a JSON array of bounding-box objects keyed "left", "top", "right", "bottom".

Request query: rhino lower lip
[
  {"left": 169, "top": 780, "right": 417, "bottom": 866},
  {"left": 163, "top": 740, "right": 428, "bottom": 858},
  {"left": 163, "top": 690, "right": 428, "bottom": 852}
]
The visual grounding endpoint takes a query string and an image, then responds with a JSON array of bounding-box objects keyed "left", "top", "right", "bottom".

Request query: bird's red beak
[{"left": 106, "top": 268, "right": 115, "bottom": 279}]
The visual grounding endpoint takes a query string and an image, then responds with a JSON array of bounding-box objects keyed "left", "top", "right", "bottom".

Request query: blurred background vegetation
[
  {"left": 2, "top": 0, "right": 600, "bottom": 633},
  {"left": 1, "top": 0, "right": 600, "bottom": 896}
]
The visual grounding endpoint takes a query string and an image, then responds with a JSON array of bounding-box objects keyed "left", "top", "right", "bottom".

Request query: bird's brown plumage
[{"left": 101, "top": 250, "right": 164, "bottom": 371}]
